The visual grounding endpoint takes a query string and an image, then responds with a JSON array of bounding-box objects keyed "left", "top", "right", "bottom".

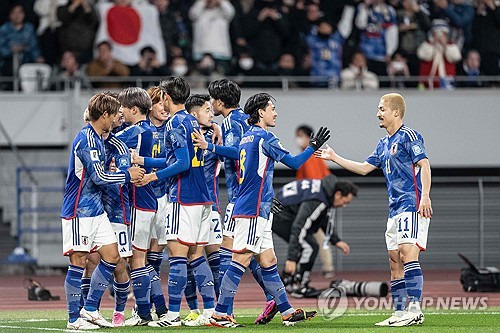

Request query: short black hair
[
  {"left": 185, "top": 94, "right": 210, "bottom": 113},
  {"left": 159, "top": 76, "right": 190, "bottom": 105},
  {"left": 243, "top": 93, "right": 275, "bottom": 125},
  {"left": 97, "top": 41, "right": 112, "bottom": 50},
  {"left": 140, "top": 46, "right": 156, "bottom": 56},
  {"left": 296, "top": 125, "right": 313, "bottom": 137},
  {"left": 334, "top": 180, "right": 359, "bottom": 197},
  {"left": 208, "top": 79, "right": 241, "bottom": 109}
]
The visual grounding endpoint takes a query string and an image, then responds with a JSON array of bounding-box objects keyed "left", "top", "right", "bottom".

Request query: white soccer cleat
[
  {"left": 388, "top": 311, "right": 425, "bottom": 327},
  {"left": 66, "top": 317, "right": 100, "bottom": 330},
  {"left": 375, "top": 312, "right": 405, "bottom": 326},
  {"left": 148, "top": 314, "right": 182, "bottom": 327},
  {"left": 124, "top": 308, "right": 151, "bottom": 326},
  {"left": 183, "top": 314, "right": 212, "bottom": 327},
  {"left": 79, "top": 308, "right": 114, "bottom": 328}
]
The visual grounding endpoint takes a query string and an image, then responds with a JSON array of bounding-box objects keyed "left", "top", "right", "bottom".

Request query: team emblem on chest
[{"left": 390, "top": 142, "right": 398, "bottom": 155}]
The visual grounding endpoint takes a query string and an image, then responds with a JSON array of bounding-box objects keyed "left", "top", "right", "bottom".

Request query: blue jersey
[
  {"left": 366, "top": 125, "right": 427, "bottom": 217},
  {"left": 232, "top": 126, "right": 289, "bottom": 219},
  {"left": 221, "top": 108, "right": 250, "bottom": 203},
  {"left": 102, "top": 133, "right": 131, "bottom": 224},
  {"left": 61, "top": 124, "right": 129, "bottom": 219},
  {"left": 115, "top": 120, "right": 158, "bottom": 212},
  {"left": 203, "top": 128, "right": 222, "bottom": 212},
  {"left": 358, "top": 3, "right": 397, "bottom": 62},
  {"left": 307, "top": 29, "right": 345, "bottom": 81},
  {"left": 150, "top": 120, "right": 169, "bottom": 198},
  {"left": 165, "top": 110, "right": 211, "bottom": 205}
]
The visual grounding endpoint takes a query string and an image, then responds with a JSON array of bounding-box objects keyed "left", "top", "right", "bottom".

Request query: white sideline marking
[{"left": 0, "top": 325, "right": 78, "bottom": 332}]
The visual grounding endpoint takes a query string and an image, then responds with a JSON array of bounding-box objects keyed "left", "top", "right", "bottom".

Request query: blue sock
[
  {"left": 261, "top": 264, "right": 294, "bottom": 316},
  {"left": 147, "top": 251, "right": 163, "bottom": 275},
  {"left": 65, "top": 265, "right": 84, "bottom": 323},
  {"left": 146, "top": 264, "right": 167, "bottom": 316},
  {"left": 185, "top": 262, "right": 199, "bottom": 311},
  {"left": 85, "top": 260, "right": 116, "bottom": 312},
  {"left": 191, "top": 256, "right": 215, "bottom": 310},
  {"left": 390, "top": 278, "right": 407, "bottom": 311},
  {"left": 130, "top": 267, "right": 152, "bottom": 319},
  {"left": 215, "top": 261, "right": 245, "bottom": 316},
  {"left": 249, "top": 257, "right": 273, "bottom": 302},
  {"left": 404, "top": 261, "right": 423, "bottom": 303},
  {"left": 207, "top": 251, "right": 220, "bottom": 297},
  {"left": 218, "top": 247, "right": 232, "bottom": 289},
  {"left": 168, "top": 257, "right": 188, "bottom": 317},
  {"left": 113, "top": 279, "right": 129, "bottom": 312},
  {"left": 80, "top": 277, "right": 91, "bottom": 309}
]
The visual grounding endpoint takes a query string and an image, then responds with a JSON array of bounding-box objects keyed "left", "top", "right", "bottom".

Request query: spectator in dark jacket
[
  {"left": 471, "top": 0, "right": 500, "bottom": 78},
  {"left": 154, "top": 0, "right": 182, "bottom": 61},
  {"left": 433, "top": 0, "right": 474, "bottom": 50},
  {"left": 130, "top": 46, "right": 169, "bottom": 88},
  {"left": 457, "top": 49, "right": 484, "bottom": 87},
  {"left": 57, "top": 0, "right": 98, "bottom": 64}
]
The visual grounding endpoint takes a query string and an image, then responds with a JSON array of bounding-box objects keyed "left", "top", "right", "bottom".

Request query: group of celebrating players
[{"left": 61, "top": 75, "right": 432, "bottom": 330}]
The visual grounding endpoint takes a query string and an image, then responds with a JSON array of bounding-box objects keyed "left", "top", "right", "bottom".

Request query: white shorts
[
  {"left": 233, "top": 214, "right": 274, "bottom": 254},
  {"left": 62, "top": 214, "right": 116, "bottom": 256},
  {"left": 385, "top": 211, "right": 430, "bottom": 251},
  {"left": 130, "top": 207, "right": 156, "bottom": 252},
  {"left": 208, "top": 210, "right": 223, "bottom": 245},
  {"left": 223, "top": 203, "right": 236, "bottom": 237},
  {"left": 151, "top": 194, "right": 169, "bottom": 246},
  {"left": 166, "top": 202, "right": 211, "bottom": 245},
  {"left": 111, "top": 223, "right": 132, "bottom": 258}
]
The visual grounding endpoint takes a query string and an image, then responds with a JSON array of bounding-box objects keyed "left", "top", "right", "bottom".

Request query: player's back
[
  {"left": 221, "top": 108, "right": 249, "bottom": 203},
  {"left": 115, "top": 120, "right": 157, "bottom": 212},
  {"left": 233, "top": 125, "right": 287, "bottom": 219},
  {"left": 102, "top": 133, "right": 131, "bottom": 224},
  {"left": 166, "top": 110, "right": 211, "bottom": 205}
]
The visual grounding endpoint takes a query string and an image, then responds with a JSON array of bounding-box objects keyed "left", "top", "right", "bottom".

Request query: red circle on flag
[{"left": 106, "top": 6, "right": 141, "bottom": 45}]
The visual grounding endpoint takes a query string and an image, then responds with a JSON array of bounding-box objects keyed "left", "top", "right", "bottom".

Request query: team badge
[
  {"left": 390, "top": 143, "right": 398, "bottom": 155},
  {"left": 81, "top": 236, "right": 89, "bottom": 245}
]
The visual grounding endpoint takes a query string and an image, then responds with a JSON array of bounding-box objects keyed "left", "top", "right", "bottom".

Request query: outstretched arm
[{"left": 315, "top": 145, "right": 376, "bottom": 175}]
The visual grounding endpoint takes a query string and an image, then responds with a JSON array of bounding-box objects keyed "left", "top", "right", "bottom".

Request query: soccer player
[
  {"left": 273, "top": 176, "right": 356, "bottom": 298},
  {"left": 114, "top": 87, "right": 161, "bottom": 326},
  {"left": 61, "top": 93, "right": 144, "bottom": 330},
  {"left": 210, "top": 93, "right": 330, "bottom": 327},
  {"left": 132, "top": 77, "right": 216, "bottom": 327},
  {"left": 315, "top": 93, "right": 432, "bottom": 326},
  {"left": 144, "top": 86, "right": 169, "bottom": 321},
  {"left": 183, "top": 94, "right": 223, "bottom": 326},
  {"left": 192, "top": 79, "right": 274, "bottom": 322}
]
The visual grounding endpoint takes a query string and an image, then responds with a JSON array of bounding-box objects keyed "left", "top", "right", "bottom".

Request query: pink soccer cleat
[{"left": 255, "top": 300, "right": 279, "bottom": 325}]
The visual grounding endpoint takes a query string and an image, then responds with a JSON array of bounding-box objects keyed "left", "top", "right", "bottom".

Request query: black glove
[
  {"left": 309, "top": 126, "right": 331, "bottom": 151},
  {"left": 271, "top": 197, "right": 284, "bottom": 215}
]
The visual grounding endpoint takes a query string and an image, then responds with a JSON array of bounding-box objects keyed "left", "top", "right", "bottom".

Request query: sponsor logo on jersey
[
  {"left": 390, "top": 143, "right": 398, "bottom": 155},
  {"left": 402, "top": 234, "right": 408, "bottom": 239}
]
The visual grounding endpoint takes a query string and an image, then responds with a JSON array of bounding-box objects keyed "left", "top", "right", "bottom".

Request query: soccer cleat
[
  {"left": 112, "top": 312, "right": 125, "bottom": 327},
  {"left": 79, "top": 308, "right": 114, "bottom": 328},
  {"left": 282, "top": 309, "right": 317, "bottom": 326},
  {"left": 374, "top": 312, "right": 405, "bottom": 326},
  {"left": 184, "top": 314, "right": 212, "bottom": 327},
  {"left": 388, "top": 311, "right": 425, "bottom": 327},
  {"left": 66, "top": 317, "right": 100, "bottom": 330},
  {"left": 148, "top": 314, "right": 182, "bottom": 327},
  {"left": 255, "top": 300, "right": 279, "bottom": 325},
  {"left": 210, "top": 314, "right": 245, "bottom": 328},
  {"left": 124, "top": 307, "right": 152, "bottom": 326},
  {"left": 182, "top": 310, "right": 200, "bottom": 325}
]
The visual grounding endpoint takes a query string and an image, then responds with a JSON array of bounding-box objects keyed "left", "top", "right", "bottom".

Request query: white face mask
[
  {"left": 239, "top": 58, "right": 254, "bottom": 71},
  {"left": 172, "top": 64, "right": 188, "bottom": 76},
  {"left": 295, "top": 136, "right": 307, "bottom": 148}
]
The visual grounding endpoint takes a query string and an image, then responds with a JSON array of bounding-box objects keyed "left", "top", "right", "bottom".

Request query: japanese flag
[{"left": 95, "top": 2, "right": 166, "bottom": 65}]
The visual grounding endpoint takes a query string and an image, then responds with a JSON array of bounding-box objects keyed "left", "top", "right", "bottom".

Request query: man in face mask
[{"left": 169, "top": 56, "right": 189, "bottom": 76}]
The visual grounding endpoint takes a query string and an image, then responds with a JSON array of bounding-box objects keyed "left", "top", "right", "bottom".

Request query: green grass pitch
[{"left": 0, "top": 308, "right": 499, "bottom": 332}]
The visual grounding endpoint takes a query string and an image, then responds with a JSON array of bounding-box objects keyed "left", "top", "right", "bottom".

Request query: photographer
[{"left": 130, "top": 46, "right": 169, "bottom": 88}]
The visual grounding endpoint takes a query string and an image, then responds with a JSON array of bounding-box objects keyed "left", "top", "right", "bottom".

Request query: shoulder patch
[
  {"left": 90, "top": 150, "right": 99, "bottom": 162},
  {"left": 412, "top": 145, "right": 423, "bottom": 156}
]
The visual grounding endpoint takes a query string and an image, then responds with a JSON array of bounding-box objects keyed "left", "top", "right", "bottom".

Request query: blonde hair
[
  {"left": 147, "top": 86, "right": 164, "bottom": 105},
  {"left": 381, "top": 93, "right": 406, "bottom": 118}
]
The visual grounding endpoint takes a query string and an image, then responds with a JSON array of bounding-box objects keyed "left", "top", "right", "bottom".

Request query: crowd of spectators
[{"left": 0, "top": 0, "right": 499, "bottom": 90}]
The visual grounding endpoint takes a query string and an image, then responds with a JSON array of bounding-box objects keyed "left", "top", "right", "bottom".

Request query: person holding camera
[{"left": 130, "top": 46, "right": 169, "bottom": 88}]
